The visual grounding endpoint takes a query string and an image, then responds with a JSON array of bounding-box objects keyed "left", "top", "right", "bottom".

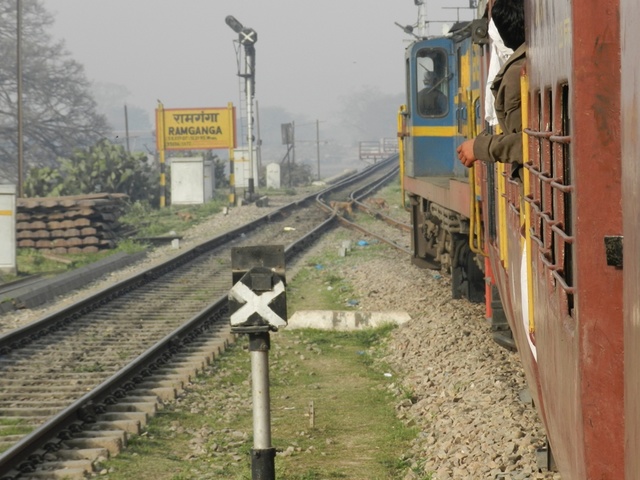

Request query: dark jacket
[{"left": 473, "top": 43, "right": 527, "bottom": 178}]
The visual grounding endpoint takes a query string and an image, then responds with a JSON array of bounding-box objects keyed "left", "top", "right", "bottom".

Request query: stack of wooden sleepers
[{"left": 16, "top": 193, "right": 129, "bottom": 254}]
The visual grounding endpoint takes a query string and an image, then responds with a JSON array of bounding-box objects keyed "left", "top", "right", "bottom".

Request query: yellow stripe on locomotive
[{"left": 399, "top": 22, "right": 486, "bottom": 303}]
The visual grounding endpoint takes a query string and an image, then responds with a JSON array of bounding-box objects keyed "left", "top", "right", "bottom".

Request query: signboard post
[
  {"left": 228, "top": 245, "right": 287, "bottom": 480},
  {"left": 155, "top": 103, "right": 236, "bottom": 206}
]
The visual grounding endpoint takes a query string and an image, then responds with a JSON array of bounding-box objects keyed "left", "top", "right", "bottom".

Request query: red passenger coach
[
  {"left": 480, "top": 0, "right": 624, "bottom": 477},
  {"left": 621, "top": 0, "right": 640, "bottom": 478},
  {"left": 400, "top": 1, "right": 627, "bottom": 476},
  {"left": 502, "top": 0, "right": 624, "bottom": 477}
]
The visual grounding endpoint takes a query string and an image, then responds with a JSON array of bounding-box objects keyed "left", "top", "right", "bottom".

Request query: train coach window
[{"left": 417, "top": 49, "right": 449, "bottom": 117}]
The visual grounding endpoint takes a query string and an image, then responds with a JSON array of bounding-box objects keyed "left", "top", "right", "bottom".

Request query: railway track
[
  {"left": 314, "top": 162, "right": 411, "bottom": 251},
  {"left": 0, "top": 157, "right": 410, "bottom": 479}
]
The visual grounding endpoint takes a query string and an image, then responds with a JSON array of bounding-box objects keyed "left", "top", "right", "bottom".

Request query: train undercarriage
[
  {"left": 409, "top": 194, "right": 484, "bottom": 302},
  {"left": 409, "top": 194, "right": 515, "bottom": 350}
]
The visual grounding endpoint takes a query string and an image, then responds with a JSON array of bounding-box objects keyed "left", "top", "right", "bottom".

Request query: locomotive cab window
[{"left": 416, "top": 49, "right": 449, "bottom": 117}]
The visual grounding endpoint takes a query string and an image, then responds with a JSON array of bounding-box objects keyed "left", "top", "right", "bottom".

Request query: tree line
[{"left": 0, "top": 1, "right": 162, "bottom": 201}]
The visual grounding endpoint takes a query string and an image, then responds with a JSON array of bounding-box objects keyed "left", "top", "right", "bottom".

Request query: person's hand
[{"left": 457, "top": 139, "right": 477, "bottom": 168}]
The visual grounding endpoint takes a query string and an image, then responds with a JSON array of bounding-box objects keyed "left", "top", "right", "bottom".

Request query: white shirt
[{"left": 485, "top": 19, "right": 514, "bottom": 126}]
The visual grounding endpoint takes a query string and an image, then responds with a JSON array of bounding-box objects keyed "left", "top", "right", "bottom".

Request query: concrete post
[{"left": 0, "top": 185, "right": 17, "bottom": 275}]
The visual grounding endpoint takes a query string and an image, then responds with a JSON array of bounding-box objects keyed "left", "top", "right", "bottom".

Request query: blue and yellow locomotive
[{"left": 399, "top": 19, "right": 489, "bottom": 305}]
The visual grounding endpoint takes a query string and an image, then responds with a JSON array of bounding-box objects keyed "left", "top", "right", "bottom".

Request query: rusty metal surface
[
  {"left": 527, "top": 1, "right": 572, "bottom": 91},
  {"left": 510, "top": 1, "right": 625, "bottom": 478}
]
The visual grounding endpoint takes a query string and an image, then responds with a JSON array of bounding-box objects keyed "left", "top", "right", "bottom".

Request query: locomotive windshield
[{"left": 416, "top": 49, "right": 449, "bottom": 117}]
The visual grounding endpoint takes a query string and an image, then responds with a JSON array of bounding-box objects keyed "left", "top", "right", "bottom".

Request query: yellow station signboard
[{"left": 156, "top": 105, "right": 236, "bottom": 151}]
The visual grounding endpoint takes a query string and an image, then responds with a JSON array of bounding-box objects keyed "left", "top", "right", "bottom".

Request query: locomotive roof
[{"left": 446, "top": 21, "right": 472, "bottom": 41}]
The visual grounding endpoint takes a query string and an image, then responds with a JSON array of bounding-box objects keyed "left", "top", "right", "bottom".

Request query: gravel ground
[
  {"left": 335, "top": 250, "right": 560, "bottom": 479},
  {"left": 1, "top": 191, "right": 561, "bottom": 479}
]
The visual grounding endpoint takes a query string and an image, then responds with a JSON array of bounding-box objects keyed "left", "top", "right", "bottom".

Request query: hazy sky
[{"left": 46, "top": 1, "right": 475, "bottom": 127}]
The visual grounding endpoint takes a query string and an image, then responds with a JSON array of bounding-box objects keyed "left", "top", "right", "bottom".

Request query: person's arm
[
  {"left": 457, "top": 139, "right": 477, "bottom": 167},
  {"left": 471, "top": 57, "right": 524, "bottom": 166},
  {"left": 473, "top": 129, "right": 522, "bottom": 165}
]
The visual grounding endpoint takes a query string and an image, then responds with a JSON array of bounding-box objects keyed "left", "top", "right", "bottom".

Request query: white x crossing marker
[
  {"left": 229, "top": 280, "right": 286, "bottom": 327},
  {"left": 240, "top": 29, "right": 257, "bottom": 45}
]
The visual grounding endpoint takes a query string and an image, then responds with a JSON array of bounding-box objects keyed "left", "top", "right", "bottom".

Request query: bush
[{"left": 24, "top": 139, "right": 158, "bottom": 203}]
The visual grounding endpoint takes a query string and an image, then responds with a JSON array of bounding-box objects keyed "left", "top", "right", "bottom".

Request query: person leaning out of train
[
  {"left": 484, "top": 17, "right": 513, "bottom": 127},
  {"left": 456, "top": 0, "right": 526, "bottom": 182}
]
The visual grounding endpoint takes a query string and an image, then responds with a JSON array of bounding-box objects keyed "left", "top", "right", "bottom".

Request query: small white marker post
[{"left": 229, "top": 245, "right": 287, "bottom": 480}]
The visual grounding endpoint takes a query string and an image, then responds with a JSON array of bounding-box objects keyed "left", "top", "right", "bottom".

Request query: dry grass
[
  {"left": 98, "top": 231, "right": 420, "bottom": 479},
  {"left": 99, "top": 328, "right": 417, "bottom": 480}
]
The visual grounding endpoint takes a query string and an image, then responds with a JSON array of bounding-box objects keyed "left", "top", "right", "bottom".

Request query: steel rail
[{"left": 0, "top": 156, "right": 398, "bottom": 478}]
